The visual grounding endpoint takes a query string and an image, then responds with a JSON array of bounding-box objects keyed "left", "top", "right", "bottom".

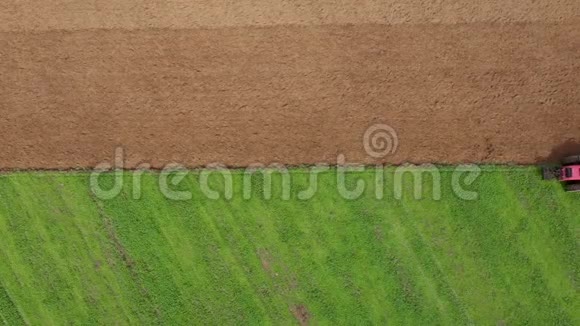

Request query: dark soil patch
[
  {"left": 291, "top": 305, "right": 310, "bottom": 326},
  {"left": 537, "top": 139, "right": 580, "bottom": 164}
]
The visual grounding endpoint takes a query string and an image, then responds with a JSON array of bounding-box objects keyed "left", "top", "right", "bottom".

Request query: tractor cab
[
  {"left": 542, "top": 155, "right": 580, "bottom": 192},
  {"left": 560, "top": 165, "right": 580, "bottom": 182}
]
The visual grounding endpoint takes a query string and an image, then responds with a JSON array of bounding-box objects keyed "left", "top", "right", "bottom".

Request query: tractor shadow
[{"left": 536, "top": 139, "right": 580, "bottom": 164}]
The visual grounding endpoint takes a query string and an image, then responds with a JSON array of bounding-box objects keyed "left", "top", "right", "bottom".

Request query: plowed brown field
[{"left": 1, "top": 2, "right": 579, "bottom": 169}]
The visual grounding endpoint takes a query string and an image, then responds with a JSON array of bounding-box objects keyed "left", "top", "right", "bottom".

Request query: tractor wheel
[
  {"left": 565, "top": 183, "right": 580, "bottom": 193},
  {"left": 562, "top": 155, "right": 580, "bottom": 165},
  {"left": 542, "top": 166, "right": 559, "bottom": 180}
]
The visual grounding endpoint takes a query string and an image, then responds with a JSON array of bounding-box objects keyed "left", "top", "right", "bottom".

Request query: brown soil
[
  {"left": 258, "top": 249, "right": 272, "bottom": 273},
  {"left": 0, "top": 6, "right": 579, "bottom": 170},
  {"left": 2, "top": 1, "right": 579, "bottom": 32},
  {"left": 291, "top": 305, "right": 310, "bottom": 325}
]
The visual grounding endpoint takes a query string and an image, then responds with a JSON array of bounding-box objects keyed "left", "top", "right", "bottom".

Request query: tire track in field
[
  {"left": 88, "top": 189, "right": 162, "bottom": 322},
  {"left": 0, "top": 283, "right": 26, "bottom": 325}
]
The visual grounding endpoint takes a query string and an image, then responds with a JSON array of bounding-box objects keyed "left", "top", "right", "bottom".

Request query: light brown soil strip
[
  {"left": 1, "top": 1, "right": 579, "bottom": 32},
  {"left": 0, "top": 23, "right": 579, "bottom": 169}
]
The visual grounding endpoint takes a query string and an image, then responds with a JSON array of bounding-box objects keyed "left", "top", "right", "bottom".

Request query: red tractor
[{"left": 543, "top": 155, "right": 580, "bottom": 192}]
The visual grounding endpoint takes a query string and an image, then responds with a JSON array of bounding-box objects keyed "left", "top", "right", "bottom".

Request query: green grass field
[{"left": 0, "top": 167, "right": 577, "bottom": 325}]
